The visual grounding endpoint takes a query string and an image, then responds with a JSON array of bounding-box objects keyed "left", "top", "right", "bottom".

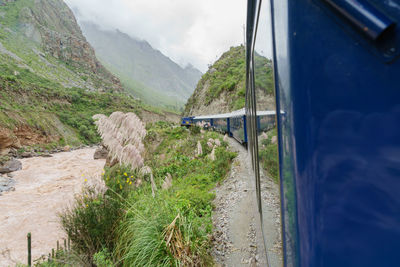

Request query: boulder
[
  {"left": 105, "top": 156, "right": 118, "bottom": 168},
  {"left": 63, "top": 145, "right": 71, "bottom": 152},
  {"left": 93, "top": 147, "right": 108, "bottom": 159},
  {"left": 8, "top": 148, "right": 17, "bottom": 157},
  {"left": 0, "top": 159, "right": 22, "bottom": 173},
  {"left": 0, "top": 176, "right": 16, "bottom": 194},
  {"left": 21, "top": 151, "right": 36, "bottom": 158}
]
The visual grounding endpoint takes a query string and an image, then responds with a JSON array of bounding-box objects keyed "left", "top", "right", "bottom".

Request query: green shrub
[
  {"left": 4, "top": 75, "right": 17, "bottom": 82},
  {"left": 189, "top": 125, "right": 201, "bottom": 135},
  {"left": 59, "top": 186, "right": 123, "bottom": 264},
  {"left": 259, "top": 128, "right": 279, "bottom": 182},
  {"left": 93, "top": 248, "right": 114, "bottom": 267},
  {"left": 104, "top": 165, "right": 138, "bottom": 197}
]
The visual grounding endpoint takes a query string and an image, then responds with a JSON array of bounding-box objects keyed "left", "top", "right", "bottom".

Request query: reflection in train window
[{"left": 252, "top": 0, "right": 284, "bottom": 266}]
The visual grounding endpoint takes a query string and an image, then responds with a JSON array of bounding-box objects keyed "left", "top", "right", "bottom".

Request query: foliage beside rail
[
  {"left": 259, "top": 127, "right": 279, "bottom": 183},
  {"left": 33, "top": 122, "right": 236, "bottom": 266}
]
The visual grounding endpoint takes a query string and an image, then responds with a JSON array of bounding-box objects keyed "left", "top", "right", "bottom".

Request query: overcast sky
[{"left": 64, "top": 0, "right": 252, "bottom": 72}]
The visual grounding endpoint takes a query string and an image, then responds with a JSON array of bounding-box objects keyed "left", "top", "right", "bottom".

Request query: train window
[{"left": 253, "top": 0, "right": 284, "bottom": 266}]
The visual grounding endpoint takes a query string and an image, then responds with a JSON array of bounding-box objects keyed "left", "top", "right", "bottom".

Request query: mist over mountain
[{"left": 79, "top": 22, "right": 202, "bottom": 110}]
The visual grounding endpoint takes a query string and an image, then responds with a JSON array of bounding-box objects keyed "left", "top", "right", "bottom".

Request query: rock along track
[{"left": 212, "top": 138, "right": 282, "bottom": 267}]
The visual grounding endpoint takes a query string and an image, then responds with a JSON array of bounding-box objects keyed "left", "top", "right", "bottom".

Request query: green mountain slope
[
  {"left": 0, "top": 0, "right": 123, "bottom": 92},
  {"left": 184, "top": 46, "right": 275, "bottom": 115},
  {"left": 0, "top": 0, "right": 175, "bottom": 154},
  {"left": 79, "top": 22, "right": 202, "bottom": 111}
]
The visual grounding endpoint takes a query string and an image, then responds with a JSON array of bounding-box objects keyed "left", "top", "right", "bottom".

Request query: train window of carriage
[{"left": 253, "top": 0, "right": 283, "bottom": 265}]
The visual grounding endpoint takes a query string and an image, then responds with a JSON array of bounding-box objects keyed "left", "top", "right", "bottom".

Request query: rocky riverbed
[
  {"left": 0, "top": 148, "right": 105, "bottom": 266},
  {"left": 0, "top": 175, "right": 16, "bottom": 195}
]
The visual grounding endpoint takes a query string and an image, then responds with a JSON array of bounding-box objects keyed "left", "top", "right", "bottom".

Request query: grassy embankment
[
  {"left": 0, "top": 64, "right": 143, "bottom": 146},
  {"left": 187, "top": 46, "right": 246, "bottom": 111},
  {"left": 33, "top": 123, "right": 236, "bottom": 266},
  {"left": 0, "top": 0, "right": 172, "bottom": 150},
  {"left": 185, "top": 46, "right": 273, "bottom": 113},
  {"left": 0, "top": 50, "right": 170, "bottom": 149},
  {"left": 259, "top": 127, "right": 279, "bottom": 183}
]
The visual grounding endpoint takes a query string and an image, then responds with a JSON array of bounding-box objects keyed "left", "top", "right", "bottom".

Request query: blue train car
[
  {"left": 246, "top": 0, "right": 400, "bottom": 266},
  {"left": 257, "top": 110, "right": 276, "bottom": 133},
  {"left": 230, "top": 112, "right": 248, "bottom": 144},
  {"left": 181, "top": 116, "right": 194, "bottom": 126},
  {"left": 186, "top": 109, "right": 276, "bottom": 144}
]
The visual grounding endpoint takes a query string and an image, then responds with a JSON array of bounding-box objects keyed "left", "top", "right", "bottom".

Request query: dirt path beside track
[{"left": 212, "top": 138, "right": 282, "bottom": 266}]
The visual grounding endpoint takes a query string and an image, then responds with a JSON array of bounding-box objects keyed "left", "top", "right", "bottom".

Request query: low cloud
[{"left": 64, "top": 0, "right": 248, "bottom": 72}]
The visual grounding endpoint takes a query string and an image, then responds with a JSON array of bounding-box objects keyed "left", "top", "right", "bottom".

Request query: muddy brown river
[{"left": 0, "top": 148, "right": 105, "bottom": 266}]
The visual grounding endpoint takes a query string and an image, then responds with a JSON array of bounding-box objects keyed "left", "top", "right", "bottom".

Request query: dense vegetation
[
  {"left": 185, "top": 46, "right": 246, "bottom": 112},
  {"left": 0, "top": 60, "right": 149, "bottom": 146},
  {"left": 259, "top": 127, "right": 279, "bottom": 183},
  {"left": 34, "top": 123, "right": 236, "bottom": 266}
]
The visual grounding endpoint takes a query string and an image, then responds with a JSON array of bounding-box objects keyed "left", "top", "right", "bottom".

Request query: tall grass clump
[
  {"left": 116, "top": 193, "right": 212, "bottom": 267},
  {"left": 59, "top": 183, "right": 121, "bottom": 264},
  {"left": 93, "top": 112, "right": 146, "bottom": 169}
]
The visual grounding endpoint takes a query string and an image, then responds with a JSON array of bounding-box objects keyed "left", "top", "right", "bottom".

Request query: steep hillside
[
  {"left": 0, "top": 0, "right": 175, "bottom": 155},
  {"left": 79, "top": 22, "right": 202, "bottom": 110},
  {"left": 184, "top": 46, "right": 275, "bottom": 116},
  {"left": 0, "top": 0, "right": 122, "bottom": 92}
]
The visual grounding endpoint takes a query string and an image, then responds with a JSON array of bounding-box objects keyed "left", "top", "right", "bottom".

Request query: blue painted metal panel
[
  {"left": 227, "top": 118, "right": 232, "bottom": 136},
  {"left": 230, "top": 116, "right": 247, "bottom": 144},
  {"left": 324, "top": 0, "right": 395, "bottom": 40},
  {"left": 270, "top": 0, "right": 400, "bottom": 266}
]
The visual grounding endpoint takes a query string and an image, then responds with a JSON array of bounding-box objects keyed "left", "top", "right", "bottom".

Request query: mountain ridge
[
  {"left": 185, "top": 46, "right": 275, "bottom": 116},
  {"left": 0, "top": 0, "right": 176, "bottom": 155},
  {"left": 78, "top": 21, "right": 202, "bottom": 110}
]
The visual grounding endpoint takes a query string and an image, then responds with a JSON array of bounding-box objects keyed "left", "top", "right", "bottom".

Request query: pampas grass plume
[{"left": 93, "top": 112, "right": 146, "bottom": 171}]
